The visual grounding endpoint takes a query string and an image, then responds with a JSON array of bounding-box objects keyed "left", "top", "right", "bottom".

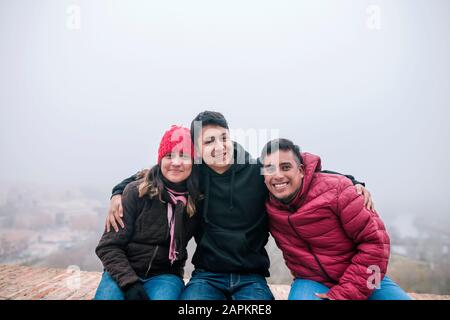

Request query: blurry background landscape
[{"left": 1, "top": 0, "right": 449, "bottom": 294}]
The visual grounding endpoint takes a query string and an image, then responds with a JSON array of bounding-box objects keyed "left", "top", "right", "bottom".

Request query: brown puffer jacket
[{"left": 95, "top": 180, "right": 199, "bottom": 289}]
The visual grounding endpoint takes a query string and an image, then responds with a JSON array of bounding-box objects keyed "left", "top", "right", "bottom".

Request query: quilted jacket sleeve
[
  {"left": 96, "top": 183, "right": 141, "bottom": 289},
  {"left": 327, "top": 178, "right": 390, "bottom": 300}
]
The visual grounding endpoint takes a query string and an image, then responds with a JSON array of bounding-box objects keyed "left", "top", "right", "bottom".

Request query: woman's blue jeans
[{"left": 94, "top": 271, "right": 185, "bottom": 300}]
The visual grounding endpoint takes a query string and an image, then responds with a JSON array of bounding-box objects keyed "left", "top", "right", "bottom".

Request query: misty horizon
[{"left": 1, "top": 0, "right": 450, "bottom": 296}]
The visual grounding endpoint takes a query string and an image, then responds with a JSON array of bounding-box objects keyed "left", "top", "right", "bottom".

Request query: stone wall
[{"left": 0, "top": 264, "right": 448, "bottom": 300}]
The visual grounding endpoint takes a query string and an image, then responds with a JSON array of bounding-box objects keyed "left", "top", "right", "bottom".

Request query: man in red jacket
[{"left": 261, "top": 138, "right": 411, "bottom": 300}]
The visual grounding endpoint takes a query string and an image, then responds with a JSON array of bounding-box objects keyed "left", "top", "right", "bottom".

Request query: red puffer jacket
[{"left": 265, "top": 153, "right": 390, "bottom": 300}]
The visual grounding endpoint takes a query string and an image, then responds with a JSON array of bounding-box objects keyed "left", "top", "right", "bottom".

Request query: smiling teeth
[{"left": 274, "top": 183, "right": 287, "bottom": 188}]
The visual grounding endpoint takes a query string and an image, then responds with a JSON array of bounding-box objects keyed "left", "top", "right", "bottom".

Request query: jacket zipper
[
  {"left": 145, "top": 245, "right": 159, "bottom": 278},
  {"left": 287, "top": 213, "right": 337, "bottom": 285}
]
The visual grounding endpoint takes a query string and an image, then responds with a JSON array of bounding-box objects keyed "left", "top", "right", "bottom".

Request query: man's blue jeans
[
  {"left": 288, "top": 276, "right": 412, "bottom": 300},
  {"left": 180, "top": 269, "right": 274, "bottom": 300},
  {"left": 94, "top": 271, "right": 185, "bottom": 300}
]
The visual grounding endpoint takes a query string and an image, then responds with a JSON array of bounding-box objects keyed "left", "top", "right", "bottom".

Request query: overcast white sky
[{"left": 1, "top": 0, "right": 449, "bottom": 221}]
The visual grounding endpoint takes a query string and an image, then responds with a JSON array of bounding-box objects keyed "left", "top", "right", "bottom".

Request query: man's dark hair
[
  {"left": 260, "top": 138, "right": 303, "bottom": 166},
  {"left": 190, "top": 111, "right": 229, "bottom": 143}
]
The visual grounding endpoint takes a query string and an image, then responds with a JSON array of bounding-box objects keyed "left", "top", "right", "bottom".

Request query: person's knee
[
  {"left": 288, "top": 279, "right": 328, "bottom": 300},
  {"left": 181, "top": 281, "right": 225, "bottom": 300},
  {"left": 94, "top": 272, "right": 125, "bottom": 300},
  {"left": 233, "top": 285, "right": 274, "bottom": 300},
  {"left": 369, "top": 276, "right": 412, "bottom": 300},
  {"left": 180, "top": 284, "right": 201, "bottom": 300},
  {"left": 253, "top": 284, "right": 274, "bottom": 300},
  {"left": 145, "top": 274, "right": 185, "bottom": 300},
  {"left": 150, "top": 287, "right": 183, "bottom": 300}
]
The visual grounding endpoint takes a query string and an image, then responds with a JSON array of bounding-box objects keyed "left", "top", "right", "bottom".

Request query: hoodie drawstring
[
  {"left": 203, "top": 170, "right": 211, "bottom": 224},
  {"left": 229, "top": 167, "right": 235, "bottom": 210}
]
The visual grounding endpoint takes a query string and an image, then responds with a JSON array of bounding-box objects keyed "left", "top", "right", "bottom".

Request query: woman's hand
[
  {"left": 355, "top": 184, "right": 375, "bottom": 211},
  {"left": 105, "top": 194, "right": 125, "bottom": 232},
  {"left": 124, "top": 282, "right": 149, "bottom": 300}
]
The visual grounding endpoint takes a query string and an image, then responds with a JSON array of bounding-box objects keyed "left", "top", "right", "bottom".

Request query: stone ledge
[{"left": 0, "top": 264, "right": 448, "bottom": 300}]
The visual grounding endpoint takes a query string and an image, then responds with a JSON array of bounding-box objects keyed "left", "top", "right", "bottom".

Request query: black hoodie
[{"left": 191, "top": 142, "right": 270, "bottom": 276}]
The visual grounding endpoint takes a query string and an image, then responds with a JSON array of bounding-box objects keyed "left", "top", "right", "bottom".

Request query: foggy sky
[{"left": 1, "top": 0, "right": 449, "bottom": 221}]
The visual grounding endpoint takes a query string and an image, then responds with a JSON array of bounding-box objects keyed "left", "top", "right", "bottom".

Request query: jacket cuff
[
  {"left": 119, "top": 275, "right": 140, "bottom": 291},
  {"left": 354, "top": 181, "right": 365, "bottom": 187},
  {"left": 110, "top": 190, "right": 123, "bottom": 199},
  {"left": 326, "top": 287, "right": 346, "bottom": 300},
  {"left": 327, "top": 284, "right": 372, "bottom": 300},
  {"left": 122, "top": 280, "right": 140, "bottom": 292}
]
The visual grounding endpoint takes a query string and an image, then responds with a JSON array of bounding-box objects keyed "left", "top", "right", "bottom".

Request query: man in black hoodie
[{"left": 105, "top": 111, "right": 374, "bottom": 300}]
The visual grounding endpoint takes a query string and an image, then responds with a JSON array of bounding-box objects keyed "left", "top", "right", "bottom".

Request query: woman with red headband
[{"left": 94, "top": 125, "right": 201, "bottom": 300}]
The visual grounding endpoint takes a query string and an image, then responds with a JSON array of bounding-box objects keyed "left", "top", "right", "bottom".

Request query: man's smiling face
[
  {"left": 262, "top": 149, "right": 304, "bottom": 201},
  {"left": 197, "top": 124, "right": 234, "bottom": 169}
]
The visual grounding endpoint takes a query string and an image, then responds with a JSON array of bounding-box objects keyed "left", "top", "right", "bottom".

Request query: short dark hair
[
  {"left": 190, "top": 110, "right": 229, "bottom": 143},
  {"left": 260, "top": 138, "right": 303, "bottom": 165}
]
